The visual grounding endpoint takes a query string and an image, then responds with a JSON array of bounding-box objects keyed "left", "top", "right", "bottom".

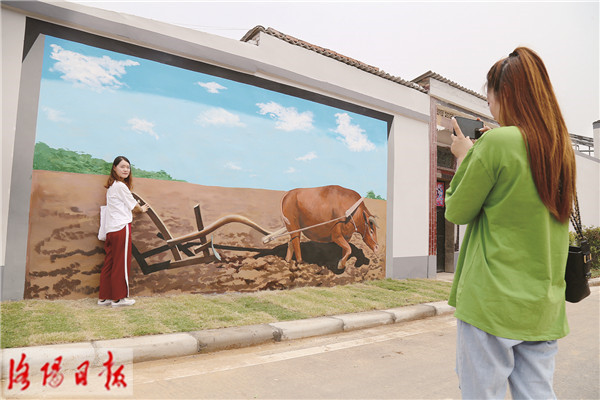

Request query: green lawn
[{"left": 1, "top": 279, "right": 451, "bottom": 349}]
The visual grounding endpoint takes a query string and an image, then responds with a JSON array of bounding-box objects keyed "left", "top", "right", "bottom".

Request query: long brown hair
[
  {"left": 486, "top": 47, "right": 576, "bottom": 222},
  {"left": 105, "top": 156, "right": 133, "bottom": 190}
]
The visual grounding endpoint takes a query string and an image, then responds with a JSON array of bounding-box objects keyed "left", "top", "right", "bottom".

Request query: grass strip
[{"left": 1, "top": 278, "right": 451, "bottom": 349}]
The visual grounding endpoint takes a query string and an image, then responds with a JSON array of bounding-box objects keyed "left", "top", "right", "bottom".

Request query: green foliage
[
  {"left": 33, "top": 142, "right": 110, "bottom": 175},
  {"left": 570, "top": 225, "right": 600, "bottom": 277},
  {"left": 366, "top": 190, "right": 385, "bottom": 200},
  {"left": 131, "top": 167, "right": 180, "bottom": 181},
  {"left": 33, "top": 142, "right": 184, "bottom": 182}
]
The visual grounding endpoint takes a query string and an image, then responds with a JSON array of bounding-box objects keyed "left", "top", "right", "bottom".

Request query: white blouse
[{"left": 103, "top": 181, "right": 137, "bottom": 235}]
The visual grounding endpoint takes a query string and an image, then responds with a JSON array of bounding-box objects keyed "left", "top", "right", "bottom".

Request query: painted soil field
[{"left": 25, "top": 170, "right": 386, "bottom": 299}]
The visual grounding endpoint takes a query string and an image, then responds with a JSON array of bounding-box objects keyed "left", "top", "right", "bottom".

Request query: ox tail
[{"left": 280, "top": 192, "right": 291, "bottom": 226}]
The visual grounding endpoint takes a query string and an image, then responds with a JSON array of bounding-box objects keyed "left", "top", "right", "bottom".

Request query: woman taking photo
[
  {"left": 98, "top": 156, "right": 149, "bottom": 307},
  {"left": 445, "top": 47, "right": 576, "bottom": 399}
]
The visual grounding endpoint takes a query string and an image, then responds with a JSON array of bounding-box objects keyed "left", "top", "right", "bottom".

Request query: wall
[
  {"left": 387, "top": 117, "right": 431, "bottom": 278},
  {"left": 575, "top": 152, "right": 600, "bottom": 228},
  {"left": 1, "top": 7, "right": 26, "bottom": 270},
  {"left": 1, "top": 1, "right": 432, "bottom": 299}
]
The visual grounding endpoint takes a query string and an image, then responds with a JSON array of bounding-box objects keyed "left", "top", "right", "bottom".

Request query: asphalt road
[{"left": 130, "top": 286, "right": 599, "bottom": 399}]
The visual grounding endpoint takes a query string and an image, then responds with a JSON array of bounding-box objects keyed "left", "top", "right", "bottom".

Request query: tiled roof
[
  {"left": 241, "top": 25, "right": 427, "bottom": 93},
  {"left": 412, "top": 70, "right": 487, "bottom": 101}
]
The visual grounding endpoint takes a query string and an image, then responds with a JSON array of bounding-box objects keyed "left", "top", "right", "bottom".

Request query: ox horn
[{"left": 368, "top": 215, "right": 379, "bottom": 229}]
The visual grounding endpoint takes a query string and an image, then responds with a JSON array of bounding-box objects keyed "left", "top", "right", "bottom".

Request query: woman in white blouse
[{"left": 98, "top": 156, "right": 148, "bottom": 307}]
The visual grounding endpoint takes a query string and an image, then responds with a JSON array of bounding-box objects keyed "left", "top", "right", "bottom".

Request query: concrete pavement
[{"left": 2, "top": 277, "right": 598, "bottom": 381}]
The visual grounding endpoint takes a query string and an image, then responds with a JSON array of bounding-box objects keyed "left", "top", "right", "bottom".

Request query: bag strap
[
  {"left": 569, "top": 195, "right": 586, "bottom": 243},
  {"left": 570, "top": 194, "right": 592, "bottom": 265}
]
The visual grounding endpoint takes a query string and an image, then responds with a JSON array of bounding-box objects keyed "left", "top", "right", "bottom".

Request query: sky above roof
[{"left": 70, "top": 1, "right": 598, "bottom": 138}]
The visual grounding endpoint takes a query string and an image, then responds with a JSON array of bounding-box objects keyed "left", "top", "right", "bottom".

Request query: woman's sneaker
[
  {"left": 111, "top": 298, "right": 135, "bottom": 307},
  {"left": 97, "top": 299, "right": 111, "bottom": 306}
]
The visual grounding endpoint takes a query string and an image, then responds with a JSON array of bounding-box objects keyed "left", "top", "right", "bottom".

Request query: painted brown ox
[{"left": 280, "top": 185, "right": 379, "bottom": 269}]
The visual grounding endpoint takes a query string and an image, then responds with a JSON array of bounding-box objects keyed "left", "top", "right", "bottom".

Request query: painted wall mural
[{"left": 26, "top": 35, "right": 389, "bottom": 299}]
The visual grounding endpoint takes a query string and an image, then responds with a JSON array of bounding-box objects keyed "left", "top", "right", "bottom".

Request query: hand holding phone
[
  {"left": 454, "top": 116, "right": 485, "bottom": 139},
  {"left": 451, "top": 117, "right": 475, "bottom": 166}
]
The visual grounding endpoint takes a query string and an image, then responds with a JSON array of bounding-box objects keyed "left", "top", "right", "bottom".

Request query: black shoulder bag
[{"left": 565, "top": 197, "right": 592, "bottom": 303}]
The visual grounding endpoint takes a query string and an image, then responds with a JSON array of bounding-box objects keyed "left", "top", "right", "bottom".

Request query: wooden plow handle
[{"left": 131, "top": 192, "right": 182, "bottom": 261}]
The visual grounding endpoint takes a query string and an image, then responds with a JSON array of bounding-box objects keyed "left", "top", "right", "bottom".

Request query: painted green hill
[
  {"left": 366, "top": 190, "right": 385, "bottom": 200},
  {"left": 33, "top": 142, "right": 183, "bottom": 181}
]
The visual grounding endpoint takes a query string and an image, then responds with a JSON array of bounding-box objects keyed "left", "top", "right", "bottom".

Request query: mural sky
[{"left": 35, "top": 36, "right": 388, "bottom": 197}]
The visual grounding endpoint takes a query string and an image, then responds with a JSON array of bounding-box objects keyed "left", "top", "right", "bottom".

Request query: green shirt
[{"left": 445, "top": 126, "right": 569, "bottom": 341}]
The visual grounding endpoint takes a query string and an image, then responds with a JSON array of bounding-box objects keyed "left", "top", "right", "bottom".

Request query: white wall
[
  {"left": 575, "top": 153, "right": 600, "bottom": 228},
  {"left": 1, "top": 7, "right": 26, "bottom": 267},
  {"left": 390, "top": 118, "right": 430, "bottom": 258}
]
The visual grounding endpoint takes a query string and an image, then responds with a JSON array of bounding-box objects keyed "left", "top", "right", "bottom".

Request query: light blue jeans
[{"left": 456, "top": 319, "right": 558, "bottom": 400}]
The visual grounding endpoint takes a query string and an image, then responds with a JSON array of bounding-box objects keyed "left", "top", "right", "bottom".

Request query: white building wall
[
  {"left": 1, "top": 7, "right": 26, "bottom": 267},
  {"left": 1, "top": 1, "right": 433, "bottom": 298},
  {"left": 574, "top": 153, "right": 600, "bottom": 228},
  {"left": 387, "top": 117, "right": 431, "bottom": 278}
]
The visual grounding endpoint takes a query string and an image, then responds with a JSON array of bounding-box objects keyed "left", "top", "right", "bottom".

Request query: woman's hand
[
  {"left": 451, "top": 117, "right": 474, "bottom": 167},
  {"left": 134, "top": 202, "right": 150, "bottom": 213},
  {"left": 477, "top": 118, "right": 492, "bottom": 134}
]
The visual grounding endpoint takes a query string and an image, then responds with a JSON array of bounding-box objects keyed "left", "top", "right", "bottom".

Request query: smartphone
[{"left": 454, "top": 116, "right": 484, "bottom": 139}]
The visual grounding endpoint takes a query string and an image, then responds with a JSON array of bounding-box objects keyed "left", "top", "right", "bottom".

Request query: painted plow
[
  {"left": 130, "top": 192, "right": 279, "bottom": 274},
  {"left": 130, "top": 192, "right": 367, "bottom": 274}
]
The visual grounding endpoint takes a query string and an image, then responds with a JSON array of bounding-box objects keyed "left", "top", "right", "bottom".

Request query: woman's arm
[{"left": 115, "top": 181, "right": 148, "bottom": 213}]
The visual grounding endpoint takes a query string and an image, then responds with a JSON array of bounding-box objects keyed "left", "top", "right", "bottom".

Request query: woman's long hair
[
  {"left": 486, "top": 47, "right": 576, "bottom": 223},
  {"left": 105, "top": 156, "right": 133, "bottom": 190}
]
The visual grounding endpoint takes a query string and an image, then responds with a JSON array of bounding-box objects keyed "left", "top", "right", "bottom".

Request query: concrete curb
[
  {"left": 93, "top": 332, "right": 198, "bottom": 364},
  {"left": 0, "top": 301, "right": 454, "bottom": 379},
  {"left": 331, "top": 310, "right": 394, "bottom": 331},
  {"left": 190, "top": 324, "right": 280, "bottom": 353},
  {"left": 270, "top": 316, "right": 344, "bottom": 341}
]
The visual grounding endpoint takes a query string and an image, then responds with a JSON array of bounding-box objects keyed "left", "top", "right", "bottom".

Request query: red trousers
[{"left": 99, "top": 224, "right": 131, "bottom": 300}]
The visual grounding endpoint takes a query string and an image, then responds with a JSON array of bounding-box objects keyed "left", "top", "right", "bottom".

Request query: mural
[{"left": 25, "top": 35, "right": 389, "bottom": 299}]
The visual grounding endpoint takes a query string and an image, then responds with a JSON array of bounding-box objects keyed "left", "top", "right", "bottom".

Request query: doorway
[{"left": 436, "top": 206, "right": 446, "bottom": 272}]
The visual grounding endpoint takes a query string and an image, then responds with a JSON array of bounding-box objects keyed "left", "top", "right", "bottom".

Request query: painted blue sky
[{"left": 35, "top": 36, "right": 388, "bottom": 197}]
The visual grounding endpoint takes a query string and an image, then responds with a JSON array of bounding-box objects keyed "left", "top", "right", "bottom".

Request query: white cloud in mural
[
  {"left": 285, "top": 167, "right": 297, "bottom": 174},
  {"left": 49, "top": 44, "right": 139, "bottom": 92},
  {"left": 197, "top": 108, "right": 245, "bottom": 127},
  {"left": 296, "top": 151, "right": 317, "bottom": 161},
  {"left": 225, "top": 162, "right": 242, "bottom": 170},
  {"left": 42, "top": 106, "right": 70, "bottom": 123},
  {"left": 256, "top": 101, "right": 314, "bottom": 132},
  {"left": 197, "top": 81, "right": 227, "bottom": 94},
  {"left": 128, "top": 118, "right": 159, "bottom": 140},
  {"left": 333, "top": 113, "right": 375, "bottom": 152}
]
